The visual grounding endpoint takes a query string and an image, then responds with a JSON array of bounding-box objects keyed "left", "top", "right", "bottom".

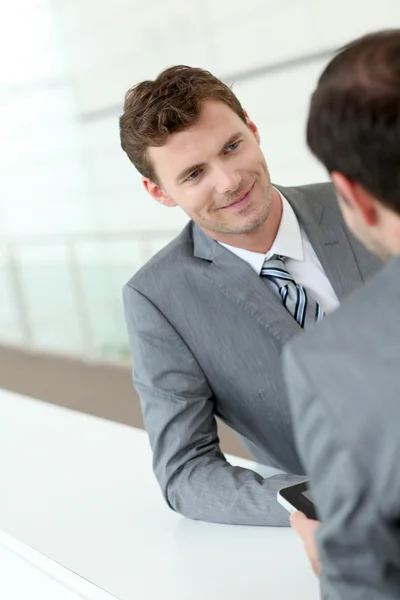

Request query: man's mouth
[{"left": 221, "top": 184, "right": 254, "bottom": 210}]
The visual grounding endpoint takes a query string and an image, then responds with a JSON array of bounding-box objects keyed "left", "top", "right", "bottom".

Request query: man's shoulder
[
  {"left": 276, "top": 180, "right": 341, "bottom": 220},
  {"left": 124, "top": 221, "right": 194, "bottom": 293},
  {"left": 286, "top": 257, "right": 400, "bottom": 375},
  {"left": 286, "top": 258, "right": 400, "bottom": 475},
  {"left": 277, "top": 181, "right": 336, "bottom": 203}
]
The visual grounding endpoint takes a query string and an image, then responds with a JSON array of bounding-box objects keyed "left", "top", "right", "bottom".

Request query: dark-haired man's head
[
  {"left": 119, "top": 66, "right": 280, "bottom": 251},
  {"left": 307, "top": 29, "right": 400, "bottom": 260}
]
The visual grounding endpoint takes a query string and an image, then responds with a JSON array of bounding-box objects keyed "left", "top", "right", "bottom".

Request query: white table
[
  {"left": 0, "top": 389, "right": 319, "bottom": 599},
  {"left": 0, "top": 528, "right": 117, "bottom": 600}
]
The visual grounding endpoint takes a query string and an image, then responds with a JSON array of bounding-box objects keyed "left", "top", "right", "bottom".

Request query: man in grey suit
[
  {"left": 119, "top": 65, "right": 380, "bottom": 526},
  {"left": 283, "top": 30, "right": 400, "bottom": 597}
]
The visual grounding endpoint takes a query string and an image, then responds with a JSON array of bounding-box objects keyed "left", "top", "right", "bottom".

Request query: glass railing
[{"left": 0, "top": 230, "right": 178, "bottom": 361}]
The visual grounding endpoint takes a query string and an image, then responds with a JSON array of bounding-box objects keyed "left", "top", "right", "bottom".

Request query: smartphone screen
[{"left": 302, "top": 489, "right": 313, "bottom": 503}]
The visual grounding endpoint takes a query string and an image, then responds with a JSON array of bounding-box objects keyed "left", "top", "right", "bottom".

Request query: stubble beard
[{"left": 206, "top": 182, "right": 273, "bottom": 235}]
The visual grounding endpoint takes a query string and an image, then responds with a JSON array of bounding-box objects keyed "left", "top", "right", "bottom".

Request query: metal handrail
[
  {"left": 0, "top": 229, "right": 179, "bottom": 246},
  {"left": 0, "top": 229, "right": 180, "bottom": 356}
]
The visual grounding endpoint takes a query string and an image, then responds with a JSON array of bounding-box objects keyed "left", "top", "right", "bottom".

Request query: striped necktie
[{"left": 261, "top": 255, "right": 324, "bottom": 328}]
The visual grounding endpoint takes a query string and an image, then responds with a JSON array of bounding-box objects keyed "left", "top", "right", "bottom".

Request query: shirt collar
[{"left": 219, "top": 188, "right": 304, "bottom": 275}]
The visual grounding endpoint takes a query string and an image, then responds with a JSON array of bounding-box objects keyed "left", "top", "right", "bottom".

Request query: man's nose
[{"left": 213, "top": 163, "right": 242, "bottom": 196}]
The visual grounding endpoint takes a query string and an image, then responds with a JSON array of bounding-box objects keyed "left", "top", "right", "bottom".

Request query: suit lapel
[
  {"left": 275, "top": 184, "right": 365, "bottom": 301},
  {"left": 192, "top": 223, "right": 301, "bottom": 344},
  {"left": 190, "top": 182, "right": 369, "bottom": 344}
]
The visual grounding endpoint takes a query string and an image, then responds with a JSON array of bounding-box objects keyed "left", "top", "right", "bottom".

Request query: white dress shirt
[{"left": 220, "top": 189, "right": 340, "bottom": 314}]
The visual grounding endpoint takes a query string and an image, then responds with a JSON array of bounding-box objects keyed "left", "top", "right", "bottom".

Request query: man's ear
[
  {"left": 142, "top": 178, "right": 177, "bottom": 207},
  {"left": 244, "top": 110, "right": 261, "bottom": 145},
  {"left": 331, "top": 171, "right": 378, "bottom": 226}
]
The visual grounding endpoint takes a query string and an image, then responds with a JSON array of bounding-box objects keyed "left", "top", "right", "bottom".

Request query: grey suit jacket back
[
  {"left": 283, "top": 257, "right": 400, "bottom": 598},
  {"left": 123, "top": 182, "right": 381, "bottom": 526}
]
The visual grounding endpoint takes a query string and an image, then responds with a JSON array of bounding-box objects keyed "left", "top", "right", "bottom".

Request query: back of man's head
[{"left": 307, "top": 29, "right": 400, "bottom": 215}]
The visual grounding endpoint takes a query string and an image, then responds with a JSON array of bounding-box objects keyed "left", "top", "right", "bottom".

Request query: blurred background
[{"left": 0, "top": 0, "right": 399, "bottom": 446}]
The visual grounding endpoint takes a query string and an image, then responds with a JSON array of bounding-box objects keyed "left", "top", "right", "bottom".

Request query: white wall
[
  {"left": 1, "top": 0, "right": 399, "bottom": 353},
  {"left": 53, "top": 0, "right": 400, "bottom": 234},
  {"left": 2, "top": 0, "right": 400, "bottom": 238}
]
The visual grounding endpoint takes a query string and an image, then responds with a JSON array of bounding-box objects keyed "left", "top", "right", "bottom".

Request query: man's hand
[{"left": 291, "top": 511, "right": 321, "bottom": 576}]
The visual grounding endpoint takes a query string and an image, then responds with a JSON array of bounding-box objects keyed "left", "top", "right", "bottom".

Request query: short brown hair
[
  {"left": 307, "top": 29, "right": 400, "bottom": 214},
  {"left": 119, "top": 65, "right": 247, "bottom": 181}
]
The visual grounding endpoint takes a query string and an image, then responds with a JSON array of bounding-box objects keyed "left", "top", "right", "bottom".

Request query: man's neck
[
  {"left": 377, "top": 209, "right": 400, "bottom": 260},
  {"left": 204, "top": 187, "right": 283, "bottom": 254}
]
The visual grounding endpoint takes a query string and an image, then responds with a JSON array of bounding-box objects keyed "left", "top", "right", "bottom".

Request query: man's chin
[
  {"left": 198, "top": 208, "right": 269, "bottom": 237},
  {"left": 222, "top": 221, "right": 268, "bottom": 236},
  {"left": 238, "top": 210, "right": 270, "bottom": 234}
]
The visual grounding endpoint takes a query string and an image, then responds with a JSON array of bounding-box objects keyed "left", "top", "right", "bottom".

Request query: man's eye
[
  {"left": 226, "top": 141, "right": 241, "bottom": 153},
  {"left": 186, "top": 169, "right": 201, "bottom": 181}
]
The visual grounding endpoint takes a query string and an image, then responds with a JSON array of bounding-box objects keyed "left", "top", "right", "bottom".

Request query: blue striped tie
[{"left": 261, "top": 255, "right": 324, "bottom": 328}]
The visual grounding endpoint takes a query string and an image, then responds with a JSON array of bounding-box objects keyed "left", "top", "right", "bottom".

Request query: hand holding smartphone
[{"left": 277, "top": 481, "right": 318, "bottom": 520}]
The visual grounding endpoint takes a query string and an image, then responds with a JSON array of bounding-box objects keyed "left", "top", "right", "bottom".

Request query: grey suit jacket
[
  {"left": 283, "top": 257, "right": 400, "bottom": 598},
  {"left": 123, "top": 182, "right": 381, "bottom": 526}
]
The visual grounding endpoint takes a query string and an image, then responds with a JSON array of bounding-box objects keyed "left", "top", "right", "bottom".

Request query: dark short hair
[
  {"left": 119, "top": 65, "right": 247, "bottom": 182},
  {"left": 307, "top": 29, "right": 400, "bottom": 214}
]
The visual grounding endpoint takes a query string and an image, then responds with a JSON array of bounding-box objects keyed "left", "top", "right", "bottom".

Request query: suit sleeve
[
  {"left": 123, "top": 283, "right": 307, "bottom": 526},
  {"left": 283, "top": 343, "right": 400, "bottom": 600}
]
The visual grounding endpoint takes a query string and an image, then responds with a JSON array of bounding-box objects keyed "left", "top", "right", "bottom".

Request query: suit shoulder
[
  {"left": 293, "top": 181, "right": 338, "bottom": 207},
  {"left": 282, "top": 181, "right": 335, "bottom": 198},
  {"left": 124, "top": 221, "right": 193, "bottom": 292},
  {"left": 287, "top": 259, "right": 400, "bottom": 469},
  {"left": 296, "top": 181, "right": 334, "bottom": 195},
  {"left": 276, "top": 181, "right": 340, "bottom": 213},
  {"left": 289, "top": 258, "right": 400, "bottom": 361}
]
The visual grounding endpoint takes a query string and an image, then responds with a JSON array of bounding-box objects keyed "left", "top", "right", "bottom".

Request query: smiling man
[{"left": 119, "top": 65, "right": 380, "bottom": 526}]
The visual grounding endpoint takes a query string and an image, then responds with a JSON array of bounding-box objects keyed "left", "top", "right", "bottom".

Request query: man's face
[{"left": 145, "top": 100, "right": 273, "bottom": 240}]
